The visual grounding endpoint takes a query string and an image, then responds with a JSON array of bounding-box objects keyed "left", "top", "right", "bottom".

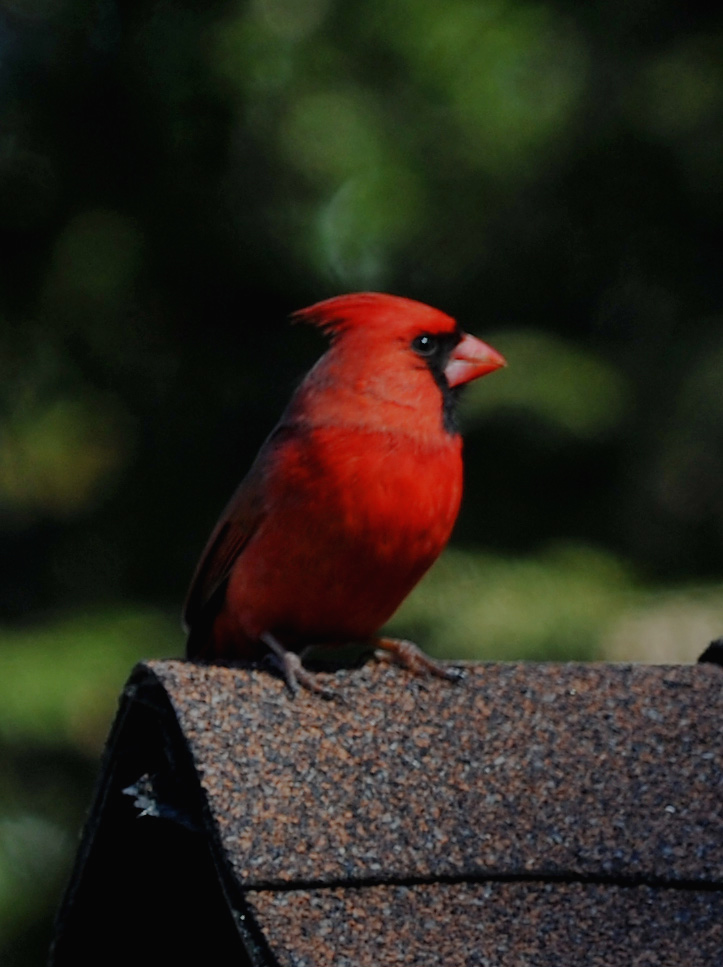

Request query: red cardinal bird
[{"left": 184, "top": 292, "right": 505, "bottom": 694}]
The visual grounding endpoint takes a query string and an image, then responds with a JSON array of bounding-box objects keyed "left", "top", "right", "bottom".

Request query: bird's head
[{"left": 292, "top": 292, "right": 506, "bottom": 436}]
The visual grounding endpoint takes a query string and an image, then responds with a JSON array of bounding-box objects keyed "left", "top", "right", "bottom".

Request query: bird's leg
[
  {"left": 260, "top": 632, "right": 338, "bottom": 699},
  {"left": 373, "top": 637, "right": 465, "bottom": 681}
]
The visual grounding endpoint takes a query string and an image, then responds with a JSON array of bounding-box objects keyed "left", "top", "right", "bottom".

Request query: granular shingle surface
[
  {"left": 148, "top": 660, "right": 723, "bottom": 887},
  {"left": 51, "top": 658, "right": 723, "bottom": 965},
  {"left": 246, "top": 881, "right": 723, "bottom": 967}
]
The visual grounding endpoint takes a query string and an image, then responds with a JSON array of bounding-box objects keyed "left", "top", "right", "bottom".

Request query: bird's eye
[{"left": 412, "top": 333, "right": 440, "bottom": 357}]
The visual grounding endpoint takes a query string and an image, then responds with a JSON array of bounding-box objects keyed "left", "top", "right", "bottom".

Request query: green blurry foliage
[
  {"left": 379, "top": 0, "right": 588, "bottom": 175},
  {"left": 604, "top": 584, "right": 723, "bottom": 665},
  {"left": 1, "top": 1, "right": 723, "bottom": 962},
  {"left": 0, "top": 317, "right": 134, "bottom": 520},
  {"left": 0, "top": 393, "right": 131, "bottom": 518},
  {"left": 392, "top": 543, "right": 637, "bottom": 662},
  {"left": 0, "top": 608, "right": 178, "bottom": 751},
  {"left": 0, "top": 813, "right": 69, "bottom": 957},
  {"left": 41, "top": 210, "right": 144, "bottom": 324},
  {"left": 462, "top": 330, "right": 630, "bottom": 439},
  {"left": 205, "top": 0, "right": 588, "bottom": 285},
  {"left": 637, "top": 39, "right": 722, "bottom": 139}
]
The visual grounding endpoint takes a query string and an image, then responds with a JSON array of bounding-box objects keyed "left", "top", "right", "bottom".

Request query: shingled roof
[{"left": 50, "top": 659, "right": 723, "bottom": 965}]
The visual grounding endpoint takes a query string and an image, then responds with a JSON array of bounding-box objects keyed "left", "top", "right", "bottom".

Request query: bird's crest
[{"left": 292, "top": 292, "right": 457, "bottom": 338}]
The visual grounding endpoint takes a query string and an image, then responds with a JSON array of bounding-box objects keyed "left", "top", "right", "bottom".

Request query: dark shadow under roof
[{"left": 51, "top": 660, "right": 723, "bottom": 965}]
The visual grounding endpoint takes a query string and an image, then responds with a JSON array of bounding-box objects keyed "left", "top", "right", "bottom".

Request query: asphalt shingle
[{"left": 50, "top": 659, "right": 723, "bottom": 965}]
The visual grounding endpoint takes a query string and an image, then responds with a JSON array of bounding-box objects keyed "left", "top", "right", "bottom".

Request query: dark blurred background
[{"left": 1, "top": 0, "right": 722, "bottom": 960}]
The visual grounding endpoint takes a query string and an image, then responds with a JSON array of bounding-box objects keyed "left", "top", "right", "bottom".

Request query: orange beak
[{"left": 444, "top": 332, "right": 506, "bottom": 388}]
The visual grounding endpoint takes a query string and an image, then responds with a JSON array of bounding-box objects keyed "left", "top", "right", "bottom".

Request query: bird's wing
[{"left": 182, "top": 460, "right": 267, "bottom": 636}]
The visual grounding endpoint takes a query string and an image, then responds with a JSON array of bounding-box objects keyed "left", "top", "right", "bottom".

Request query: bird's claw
[
  {"left": 261, "top": 633, "right": 341, "bottom": 700},
  {"left": 374, "top": 637, "right": 466, "bottom": 682},
  {"left": 260, "top": 632, "right": 462, "bottom": 697}
]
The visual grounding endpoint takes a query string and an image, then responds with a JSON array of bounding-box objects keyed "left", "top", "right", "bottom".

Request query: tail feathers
[{"left": 185, "top": 604, "right": 262, "bottom": 662}]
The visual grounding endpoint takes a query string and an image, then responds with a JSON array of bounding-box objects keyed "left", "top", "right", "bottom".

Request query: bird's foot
[
  {"left": 260, "top": 633, "right": 339, "bottom": 700},
  {"left": 373, "top": 637, "right": 466, "bottom": 681}
]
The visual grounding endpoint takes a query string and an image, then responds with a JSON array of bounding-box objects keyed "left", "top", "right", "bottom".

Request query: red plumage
[{"left": 183, "top": 293, "right": 505, "bottom": 689}]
